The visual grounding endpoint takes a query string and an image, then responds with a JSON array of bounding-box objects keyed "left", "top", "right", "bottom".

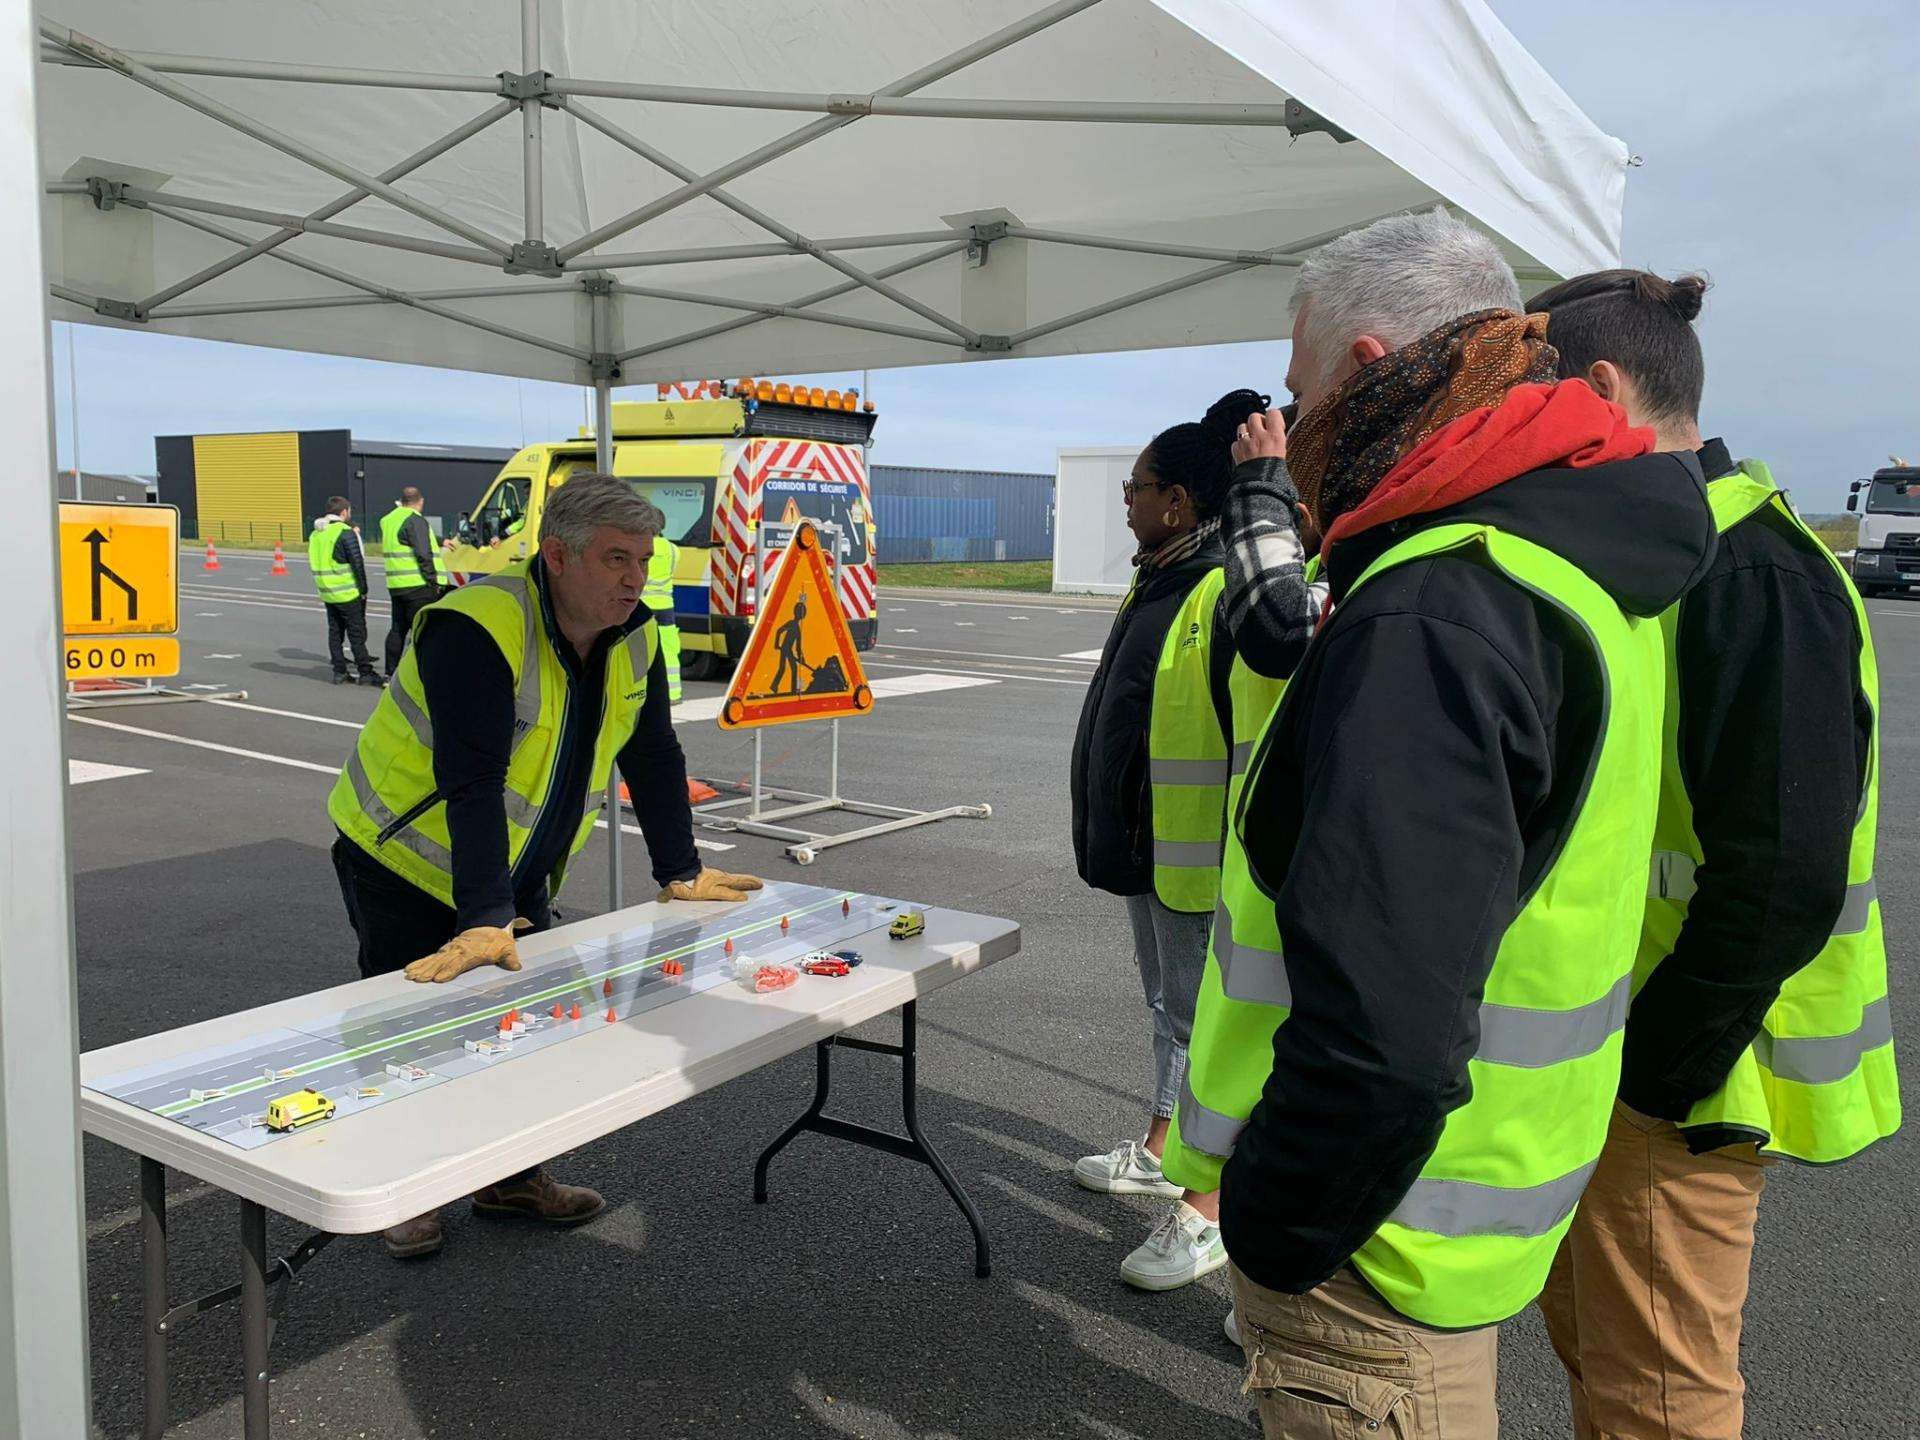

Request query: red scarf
[{"left": 1321, "top": 380, "right": 1655, "bottom": 560}]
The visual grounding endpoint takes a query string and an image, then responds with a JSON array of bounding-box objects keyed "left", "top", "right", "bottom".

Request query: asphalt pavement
[{"left": 67, "top": 554, "right": 1918, "bottom": 1438}]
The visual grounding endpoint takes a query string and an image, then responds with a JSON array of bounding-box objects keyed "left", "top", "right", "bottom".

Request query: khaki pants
[
  {"left": 1231, "top": 1263, "right": 1499, "bottom": 1439},
  {"left": 1538, "top": 1101, "right": 1769, "bottom": 1440}
]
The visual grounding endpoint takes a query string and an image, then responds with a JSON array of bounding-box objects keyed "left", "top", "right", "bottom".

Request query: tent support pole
[
  {"left": 614, "top": 239, "right": 968, "bottom": 363},
  {"left": 136, "top": 101, "right": 515, "bottom": 312},
  {"left": 36, "top": 46, "right": 501, "bottom": 92},
  {"left": 521, "top": 0, "right": 543, "bottom": 248},
  {"left": 590, "top": 281, "right": 623, "bottom": 915},
  {"left": 149, "top": 281, "right": 579, "bottom": 320},
  {"left": 40, "top": 20, "right": 518, "bottom": 258},
  {"left": 0, "top": 7, "right": 91, "bottom": 1431},
  {"left": 555, "top": 0, "right": 1102, "bottom": 261},
  {"left": 564, "top": 101, "right": 977, "bottom": 343},
  {"left": 1003, "top": 225, "right": 1312, "bottom": 267},
  {"left": 589, "top": 231, "right": 957, "bottom": 270}
]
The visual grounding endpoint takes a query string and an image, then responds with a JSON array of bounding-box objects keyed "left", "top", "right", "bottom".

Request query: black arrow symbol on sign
[{"left": 83, "top": 528, "right": 138, "bottom": 623}]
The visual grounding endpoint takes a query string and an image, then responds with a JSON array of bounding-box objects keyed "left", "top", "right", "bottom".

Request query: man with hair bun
[
  {"left": 1531, "top": 270, "right": 1898, "bottom": 1440},
  {"left": 326, "top": 472, "right": 762, "bottom": 1260}
]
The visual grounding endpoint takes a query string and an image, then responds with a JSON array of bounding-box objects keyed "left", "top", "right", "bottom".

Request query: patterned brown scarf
[{"left": 1286, "top": 309, "right": 1560, "bottom": 531}]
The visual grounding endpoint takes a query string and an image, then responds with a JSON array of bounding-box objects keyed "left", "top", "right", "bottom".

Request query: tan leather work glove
[
  {"left": 404, "top": 919, "right": 533, "bottom": 983},
  {"left": 659, "top": 868, "right": 765, "bottom": 903}
]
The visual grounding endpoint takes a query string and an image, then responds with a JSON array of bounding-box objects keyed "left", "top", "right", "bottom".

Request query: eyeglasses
[{"left": 1121, "top": 477, "right": 1168, "bottom": 503}]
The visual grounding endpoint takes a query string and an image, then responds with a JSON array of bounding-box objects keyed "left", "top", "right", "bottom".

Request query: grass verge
[{"left": 878, "top": 560, "right": 1054, "bottom": 592}]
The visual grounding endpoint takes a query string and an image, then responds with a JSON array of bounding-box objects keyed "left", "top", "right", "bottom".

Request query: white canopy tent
[{"left": 7, "top": 1, "right": 1626, "bottom": 1430}]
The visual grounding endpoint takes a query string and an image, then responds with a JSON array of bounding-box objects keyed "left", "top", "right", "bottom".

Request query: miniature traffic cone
[
  {"left": 602, "top": 978, "right": 613, "bottom": 997},
  {"left": 270, "top": 543, "right": 288, "bottom": 576},
  {"left": 203, "top": 541, "right": 221, "bottom": 571},
  {"left": 780, "top": 915, "right": 790, "bottom": 932},
  {"left": 570, "top": 1003, "right": 583, "bottom": 1021},
  {"left": 723, "top": 936, "right": 733, "bottom": 955},
  {"left": 552, "top": 1004, "right": 564, "bottom": 1020},
  {"left": 842, "top": 898, "right": 851, "bottom": 916},
  {"left": 499, "top": 1015, "right": 512, "bottom": 1034},
  {"left": 605, "top": 1008, "right": 617, "bottom": 1023}
]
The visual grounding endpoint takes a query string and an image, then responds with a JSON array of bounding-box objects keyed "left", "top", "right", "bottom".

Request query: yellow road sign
[
  {"left": 59, "top": 503, "right": 178, "bottom": 636},
  {"left": 63, "top": 636, "right": 181, "bottom": 680},
  {"left": 718, "top": 521, "right": 872, "bottom": 730}
]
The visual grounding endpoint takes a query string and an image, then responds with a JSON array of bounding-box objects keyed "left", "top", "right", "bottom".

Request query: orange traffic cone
[
  {"left": 203, "top": 542, "right": 221, "bottom": 572},
  {"left": 270, "top": 543, "right": 288, "bottom": 576}
]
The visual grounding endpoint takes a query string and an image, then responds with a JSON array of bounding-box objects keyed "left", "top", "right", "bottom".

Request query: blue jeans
[{"left": 1124, "top": 892, "right": 1212, "bottom": 1120}]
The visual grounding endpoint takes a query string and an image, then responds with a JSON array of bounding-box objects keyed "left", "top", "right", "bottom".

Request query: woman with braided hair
[{"left": 1069, "top": 387, "right": 1320, "bottom": 1293}]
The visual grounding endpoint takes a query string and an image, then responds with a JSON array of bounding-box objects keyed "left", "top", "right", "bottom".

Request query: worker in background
[
  {"left": 328, "top": 474, "right": 763, "bottom": 1261},
  {"left": 380, "top": 485, "right": 451, "bottom": 677},
  {"left": 1204, "top": 210, "right": 1715, "bottom": 1436},
  {"left": 1530, "top": 270, "right": 1898, "bottom": 1440},
  {"left": 1070, "top": 387, "right": 1319, "bottom": 1295},
  {"left": 642, "top": 526, "right": 683, "bottom": 703},
  {"left": 309, "top": 495, "right": 382, "bottom": 686}
]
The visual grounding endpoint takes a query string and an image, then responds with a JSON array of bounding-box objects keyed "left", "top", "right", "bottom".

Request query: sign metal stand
[{"left": 690, "top": 521, "right": 990, "bottom": 864}]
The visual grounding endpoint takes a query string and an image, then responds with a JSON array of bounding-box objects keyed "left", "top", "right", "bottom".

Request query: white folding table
[{"left": 80, "top": 887, "right": 1020, "bottom": 1439}]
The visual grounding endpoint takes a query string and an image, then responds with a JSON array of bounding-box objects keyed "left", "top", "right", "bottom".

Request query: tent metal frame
[{"left": 38, "top": 0, "right": 1368, "bottom": 385}]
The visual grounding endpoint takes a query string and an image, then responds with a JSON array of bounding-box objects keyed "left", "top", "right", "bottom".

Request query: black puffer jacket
[{"left": 1070, "top": 537, "right": 1224, "bottom": 896}]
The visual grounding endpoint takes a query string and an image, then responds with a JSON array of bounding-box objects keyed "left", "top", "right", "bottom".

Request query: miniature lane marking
[{"left": 150, "top": 890, "right": 858, "bottom": 1120}]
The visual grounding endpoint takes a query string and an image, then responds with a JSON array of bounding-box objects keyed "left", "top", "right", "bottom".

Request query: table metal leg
[
  {"left": 240, "top": 1199, "right": 269, "bottom": 1440},
  {"left": 141, "top": 1157, "right": 169, "bottom": 1440},
  {"left": 754, "top": 1000, "right": 991, "bottom": 1277}
]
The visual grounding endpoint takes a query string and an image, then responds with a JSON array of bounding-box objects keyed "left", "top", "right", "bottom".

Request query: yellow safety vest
[
  {"left": 1641, "top": 462, "right": 1899, "bottom": 1161},
  {"left": 1148, "top": 569, "right": 1229, "bottom": 912},
  {"left": 381, "top": 504, "right": 450, "bottom": 591},
  {"left": 327, "top": 560, "right": 657, "bottom": 905},
  {"left": 643, "top": 536, "right": 679, "bottom": 617},
  {"left": 308, "top": 521, "right": 359, "bottom": 603}
]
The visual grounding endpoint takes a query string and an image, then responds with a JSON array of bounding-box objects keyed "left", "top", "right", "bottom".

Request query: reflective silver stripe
[
  {"left": 1388, "top": 1160, "right": 1598, "bottom": 1239},
  {"left": 502, "top": 786, "right": 544, "bottom": 831},
  {"left": 1155, "top": 839, "right": 1221, "bottom": 869},
  {"left": 1214, "top": 898, "right": 1290, "bottom": 1007},
  {"left": 1648, "top": 849, "right": 1699, "bottom": 903},
  {"left": 388, "top": 681, "right": 434, "bottom": 749},
  {"left": 344, "top": 751, "right": 454, "bottom": 872},
  {"left": 1174, "top": 1074, "right": 1244, "bottom": 1159},
  {"left": 1477, "top": 974, "right": 1630, "bottom": 1069},
  {"left": 1833, "top": 879, "right": 1878, "bottom": 936},
  {"left": 1231, "top": 741, "right": 1252, "bottom": 777},
  {"left": 511, "top": 578, "right": 543, "bottom": 738},
  {"left": 1754, "top": 996, "right": 1893, "bottom": 1086},
  {"left": 1150, "top": 758, "right": 1230, "bottom": 786},
  {"left": 1653, "top": 852, "right": 1876, "bottom": 941}
]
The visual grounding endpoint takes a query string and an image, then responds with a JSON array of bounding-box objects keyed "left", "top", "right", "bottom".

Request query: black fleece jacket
[
  {"left": 1220, "top": 449, "right": 1717, "bottom": 1299},
  {"left": 414, "top": 560, "right": 701, "bottom": 930},
  {"left": 1621, "top": 439, "right": 1873, "bottom": 1143}
]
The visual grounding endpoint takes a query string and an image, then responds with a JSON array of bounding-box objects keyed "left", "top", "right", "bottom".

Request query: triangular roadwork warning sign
[
  {"left": 718, "top": 521, "right": 873, "bottom": 730},
  {"left": 778, "top": 496, "right": 803, "bottom": 525}
]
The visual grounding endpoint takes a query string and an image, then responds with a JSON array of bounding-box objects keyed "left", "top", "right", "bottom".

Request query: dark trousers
[
  {"left": 325, "top": 598, "right": 378, "bottom": 679},
  {"left": 330, "top": 834, "right": 552, "bottom": 978},
  {"left": 384, "top": 585, "right": 440, "bottom": 677}
]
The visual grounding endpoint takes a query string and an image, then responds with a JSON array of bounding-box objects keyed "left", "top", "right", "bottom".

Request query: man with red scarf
[{"left": 1207, "top": 210, "right": 1716, "bottom": 1437}]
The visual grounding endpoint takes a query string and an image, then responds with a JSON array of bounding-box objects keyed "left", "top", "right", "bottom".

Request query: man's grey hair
[
  {"left": 1291, "top": 208, "right": 1523, "bottom": 389},
  {"left": 542, "top": 472, "right": 664, "bottom": 556}
]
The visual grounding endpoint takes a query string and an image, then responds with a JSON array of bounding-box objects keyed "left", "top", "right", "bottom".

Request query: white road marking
[
  {"left": 205, "top": 653, "right": 242, "bottom": 660},
  {"left": 894, "top": 627, "right": 918, "bottom": 633},
  {"left": 1059, "top": 649, "right": 1106, "bottom": 661},
  {"left": 194, "top": 611, "right": 222, "bottom": 617},
  {"left": 592, "top": 818, "right": 733, "bottom": 853},
  {"left": 669, "top": 669, "right": 998, "bottom": 723},
  {"left": 955, "top": 621, "right": 975, "bottom": 627},
  {"left": 1007, "top": 615, "right": 1029, "bottom": 621},
  {"left": 209, "top": 699, "right": 364, "bottom": 729},
  {"left": 863, "top": 659, "right": 1087, "bottom": 689},
  {"left": 68, "top": 760, "right": 148, "bottom": 785},
  {"left": 879, "top": 642, "right": 1096, "bottom": 666},
  {"left": 67, "top": 717, "right": 339, "bottom": 775}
]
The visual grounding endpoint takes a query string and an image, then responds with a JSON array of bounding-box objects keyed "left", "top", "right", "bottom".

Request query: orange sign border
[{"left": 718, "top": 522, "right": 873, "bottom": 730}]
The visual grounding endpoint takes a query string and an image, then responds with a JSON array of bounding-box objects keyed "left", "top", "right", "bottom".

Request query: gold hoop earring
[{"left": 1162, "top": 508, "right": 1179, "bottom": 527}]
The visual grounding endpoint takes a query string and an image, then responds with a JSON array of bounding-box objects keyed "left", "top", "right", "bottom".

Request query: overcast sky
[{"left": 44, "top": 1, "right": 1920, "bottom": 512}]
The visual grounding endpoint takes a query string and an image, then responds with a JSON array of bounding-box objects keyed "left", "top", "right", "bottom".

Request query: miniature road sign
[
  {"left": 718, "top": 521, "right": 873, "bottom": 730},
  {"left": 59, "top": 503, "right": 179, "bottom": 637}
]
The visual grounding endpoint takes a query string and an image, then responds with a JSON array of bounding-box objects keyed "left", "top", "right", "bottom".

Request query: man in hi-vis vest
[
  {"left": 1531, "top": 270, "right": 1898, "bottom": 1440},
  {"left": 329, "top": 473, "right": 763, "bottom": 1260},
  {"left": 379, "top": 485, "right": 452, "bottom": 678}
]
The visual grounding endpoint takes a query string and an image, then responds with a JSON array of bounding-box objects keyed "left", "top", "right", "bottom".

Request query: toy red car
[{"left": 803, "top": 958, "right": 852, "bottom": 977}]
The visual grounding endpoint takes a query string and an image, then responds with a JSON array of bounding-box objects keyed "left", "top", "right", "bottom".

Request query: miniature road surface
[
  {"left": 90, "top": 884, "right": 908, "bottom": 1149},
  {"left": 68, "top": 560, "right": 1920, "bottom": 1439}
]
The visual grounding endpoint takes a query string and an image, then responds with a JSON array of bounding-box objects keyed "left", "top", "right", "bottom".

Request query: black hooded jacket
[
  {"left": 1071, "top": 535, "right": 1225, "bottom": 897},
  {"left": 1219, "top": 450, "right": 1716, "bottom": 1301}
]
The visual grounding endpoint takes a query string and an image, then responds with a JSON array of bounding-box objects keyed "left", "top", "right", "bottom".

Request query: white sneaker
[
  {"left": 1073, "top": 1138, "right": 1181, "bottom": 1198},
  {"left": 1223, "top": 1306, "right": 1242, "bottom": 1347},
  {"left": 1120, "top": 1200, "right": 1228, "bottom": 1291}
]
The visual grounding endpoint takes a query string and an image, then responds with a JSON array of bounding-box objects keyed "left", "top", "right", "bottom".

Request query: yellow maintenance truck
[{"left": 444, "top": 381, "right": 879, "bottom": 678}]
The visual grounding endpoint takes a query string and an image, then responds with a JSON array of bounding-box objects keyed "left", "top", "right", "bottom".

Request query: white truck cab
[{"left": 1847, "top": 464, "right": 1920, "bottom": 597}]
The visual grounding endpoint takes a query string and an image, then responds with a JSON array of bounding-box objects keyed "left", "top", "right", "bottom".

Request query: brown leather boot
[
  {"left": 470, "top": 1167, "right": 606, "bottom": 1227},
  {"left": 382, "top": 1210, "right": 444, "bottom": 1259}
]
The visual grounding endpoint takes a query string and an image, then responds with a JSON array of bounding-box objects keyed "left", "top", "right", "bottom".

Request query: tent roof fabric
[{"left": 37, "top": 0, "right": 1627, "bottom": 386}]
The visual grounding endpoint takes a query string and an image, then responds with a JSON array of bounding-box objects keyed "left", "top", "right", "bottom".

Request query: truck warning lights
[{"left": 735, "top": 379, "right": 874, "bottom": 414}]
